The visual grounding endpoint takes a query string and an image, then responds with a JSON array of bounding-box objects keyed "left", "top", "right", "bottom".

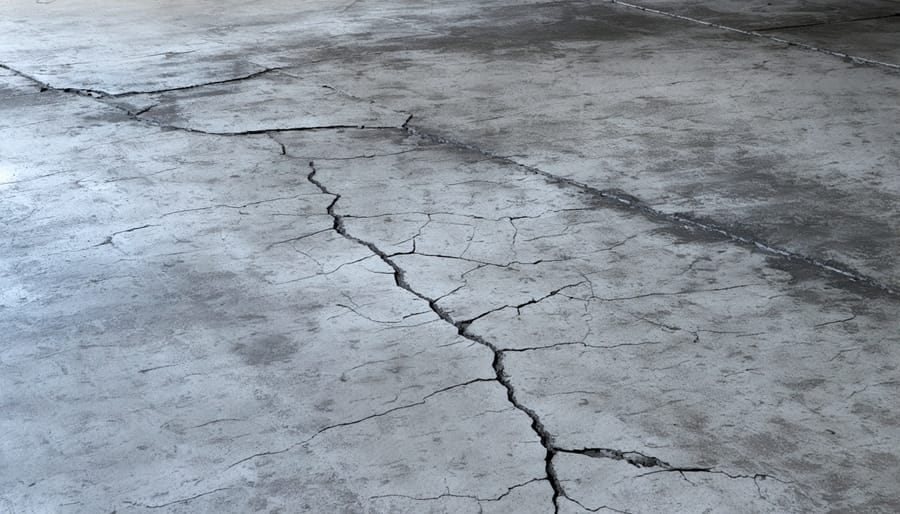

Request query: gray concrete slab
[
  {"left": 270, "top": 2, "right": 900, "bottom": 289},
  {"left": 2, "top": 0, "right": 900, "bottom": 513}
]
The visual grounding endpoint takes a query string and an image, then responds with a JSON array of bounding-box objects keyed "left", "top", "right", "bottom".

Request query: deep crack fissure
[
  {"left": 305, "top": 156, "right": 799, "bottom": 510},
  {"left": 559, "top": 447, "right": 677, "bottom": 469},
  {"left": 306, "top": 161, "right": 566, "bottom": 512},
  {"left": 558, "top": 446, "right": 787, "bottom": 498}
]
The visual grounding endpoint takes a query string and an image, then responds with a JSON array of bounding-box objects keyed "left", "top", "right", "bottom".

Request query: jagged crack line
[
  {"left": 558, "top": 447, "right": 674, "bottom": 469},
  {"left": 307, "top": 161, "right": 566, "bottom": 513},
  {"left": 558, "top": 446, "right": 791, "bottom": 496},
  {"left": 139, "top": 121, "right": 405, "bottom": 137},
  {"left": 111, "top": 67, "right": 285, "bottom": 97},
  {"left": 0, "top": 62, "right": 285, "bottom": 97},
  {"left": 457, "top": 281, "right": 586, "bottom": 330},
  {"left": 5, "top": 40, "right": 898, "bottom": 297},
  {"left": 0, "top": 62, "right": 407, "bottom": 136}
]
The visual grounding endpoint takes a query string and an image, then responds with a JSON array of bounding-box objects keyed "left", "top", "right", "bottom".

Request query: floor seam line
[{"left": 606, "top": 0, "right": 900, "bottom": 70}]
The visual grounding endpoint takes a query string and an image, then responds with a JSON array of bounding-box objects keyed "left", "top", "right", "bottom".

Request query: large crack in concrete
[
  {"left": 305, "top": 161, "right": 567, "bottom": 512},
  {"left": 553, "top": 447, "right": 791, "bottom": 511},
  {"left": 0, "top": 62, "right": 285, "bottom": 97},
  {"left": 4, "top": 55, "right": 898, "bottom": 298},
  {"left": 304, "top": 159, "right": 788, "bottom": 511},
  {"left": 4, "top": 7, "right": 899, "bottom": 511},
  {"left": 132, "top": 119, "right": 413, "bottom": 138},
  {"left": 0, "top": 62, "right": 412, "bottom": 136}
]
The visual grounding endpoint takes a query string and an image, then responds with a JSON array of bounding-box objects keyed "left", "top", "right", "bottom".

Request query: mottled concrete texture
[{"left": 1, "top": 1, "right": 899, "bottom": 513}]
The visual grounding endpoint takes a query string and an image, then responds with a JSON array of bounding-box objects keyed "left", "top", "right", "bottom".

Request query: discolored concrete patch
[{"left": 232, "top": 334, "right": 299, "bottom": 366}]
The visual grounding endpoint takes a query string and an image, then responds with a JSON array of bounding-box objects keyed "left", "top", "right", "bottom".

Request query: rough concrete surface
[{"left": 1, "top": 1, "right": 899, "bottom": 513}]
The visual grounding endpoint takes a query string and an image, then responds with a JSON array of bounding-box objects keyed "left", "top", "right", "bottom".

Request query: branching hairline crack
[
  {"left": 224, "top": 378, "right": 493, "bottom": 471},
  {"left": 402, "top": 123, "right": 900, "bottom": 298},
  {"left": 5, "top": 44, "right": 898, "bottom": 298},
  {"left": 158, "top": 195, "right": 307, "bottom": 218},
  {"left": 9, "top": 63, "right": 895, "bottom": 299},
  {"left": 457, "top": 281, "right": 587, "bottom": 329},
  {"left": 369, "top": 477, "right": 546, "bottom": 503},
  {"left": 389, "top": 248, "right": 572, "bottom": 270},
  {"left": 305, "top": 160, "right": 567, "bottom": 513},
  {"left": 124, "top": 487, "right": 233, "bottom": 509},
  {"left": 1, "top": 62, "right": 409, "bottom": 139},
  {"left": 592, "top": 282, "right": 766, "bottom": 302},
  {"left": 331, "top": 300, "right": 423, "bottom": 324},
  {"left": 501, "top": 340, "right": 666, "bottom": 353}
]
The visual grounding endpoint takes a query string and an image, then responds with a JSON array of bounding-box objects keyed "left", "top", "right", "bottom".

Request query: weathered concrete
[
  {"left": 627, "top": 0, "right": 899, "bottom": 31},
  {"left": 2, "top": 0, "right": 899, "bottom": 513}
]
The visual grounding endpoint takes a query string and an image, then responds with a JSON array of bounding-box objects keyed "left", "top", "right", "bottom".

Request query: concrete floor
[{"left": 2, "top": 1, "right": 899, "bottom": 512}]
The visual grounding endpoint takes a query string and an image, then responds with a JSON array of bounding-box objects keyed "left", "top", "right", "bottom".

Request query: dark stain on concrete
[
  {"left": 764, "top": 256, "right": 896, "bottom": 301},
  {"left": 233, "top": 334, "right": 299, "bottom": 366}
]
